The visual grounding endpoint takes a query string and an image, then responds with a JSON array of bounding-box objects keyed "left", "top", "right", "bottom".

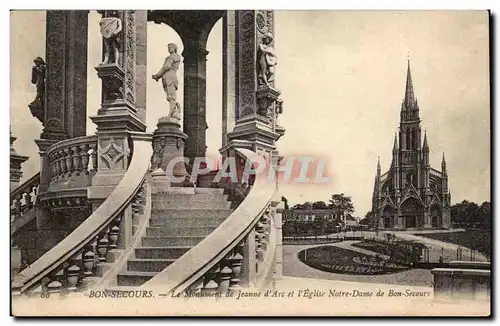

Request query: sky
[{"left": 10, "top": 10, "right": 490, "bottom": 217}]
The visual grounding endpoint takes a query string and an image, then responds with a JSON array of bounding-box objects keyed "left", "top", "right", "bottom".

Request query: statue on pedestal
[
  {"left": 28, "top": 57, "right": 45, "bottom": 123},
  {"left": 152, "top": 43, "right": 182, "bottom": 121},
  {"left": 257, "top": 33, "right": 278, "bottom": 88},
  {"left": 99, "top": 10, "right": 122, "bottom": 65}
]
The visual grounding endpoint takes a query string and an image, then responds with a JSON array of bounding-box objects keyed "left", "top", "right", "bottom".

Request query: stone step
[
  {"left": 146, "top": 226, "right": 216, "bottom": 237},
  {"left": 151, "top": 208, "right": 233, "bottom": 219},
  {"left": 194, "top": 188, "right": 225, "bottom": 195},
  {"left": 142, "top": 236, "right": 205, "bottom": 247},
  {"left": 117, "top": 271, "right": 157, "bottom": 286},
  {"left": 135, "top": 246, "right": 191, "bottom": 259},
  {"left": 149, "top": 217, "right": 227, "bottom": 228},
  {"left": 152, "top": 193, "right": 229, "bottom": 202},
  {"left": 127, "top": 258, "right": 176, "bottom": 272},
  {"left": 152, "top": 199, "right": 232, "bottom": 210}
]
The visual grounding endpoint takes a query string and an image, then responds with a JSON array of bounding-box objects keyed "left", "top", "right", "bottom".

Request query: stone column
[
  {"left": 89, "top": 10, "right": 148, "bottom": 202},
  {"left": 41, "top": 10, "right": 89, "bottom": 140},
  {"left": 135, "top": 10, "right": 148, "bottom": 123},
  {"left": 220, "top": 10, "right": 285, "bottom": 158},
  {"left": 182, "top": 40, "right": 209, "bottom": 162},
  {"left": 221, "top": 11, "right": 237, "bottom": 149}
]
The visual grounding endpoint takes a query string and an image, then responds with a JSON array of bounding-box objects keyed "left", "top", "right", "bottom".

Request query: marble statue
[
  {"left": 152, "top": 43, "right": 182, "bottom": 120},
  {"left": 99, "top": 10, "right": 122, "bottom": 65},
  {"left": 257, "top": 33, "right": 278, "bottom": 87},
  {"left": 30, "top": 57, "right": 45, "bottom": 104}
]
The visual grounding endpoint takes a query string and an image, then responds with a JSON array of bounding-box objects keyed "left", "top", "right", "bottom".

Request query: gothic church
[{"left": 372, "top": 61, "right": 451, "bottom": 230}]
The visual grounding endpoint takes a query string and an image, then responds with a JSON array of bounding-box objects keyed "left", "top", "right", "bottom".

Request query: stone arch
[
  {"left": 400, "top": 197, "right": 424, "bottom": 228},
  {"left": 430, "top": 204, "right": 442, "bottom": 228},
  {"left": 381, "top": 205, "right": 395, "bottom": 229}
]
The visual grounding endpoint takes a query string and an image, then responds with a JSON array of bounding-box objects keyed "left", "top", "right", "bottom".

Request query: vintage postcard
[{"left": 9, "top": 9, "right": 491, "bottom": 317}]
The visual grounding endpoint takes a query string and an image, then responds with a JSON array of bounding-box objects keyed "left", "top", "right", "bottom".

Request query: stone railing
[
  {"left": 431, "top": 266, "right": 490, "bottom": 302},
  {"left": 10, "top": 173, "right": 40, "bottom": 231},
  {"left": 142, "top": 148, "right": 282, "bottom": 295},
  {"left": 12, "top": 134, "right": 152, "bottom": 296},
  {"left": 45, "top": 135, "right": 98, "bottom": 190}
]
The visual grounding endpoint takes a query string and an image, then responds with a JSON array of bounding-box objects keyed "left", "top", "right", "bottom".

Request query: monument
[{"left": 151, "top": 42, "right": 189, "bottom": 186}]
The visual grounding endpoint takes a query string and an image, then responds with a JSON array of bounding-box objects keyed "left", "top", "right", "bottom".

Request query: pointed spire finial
[
  {"left": 377, "top": 156, "right": 381, "bottom": 173},
  {"left": 442, "top": 152, "right": 447, "bottom": 169},
  {"left": 423, "top": 130, "right": 428, "bottom": 149},
  {"left": 404, "top": 58, "right": 415, "bottom": 107},
  {"left": 393, "top": 133, "right": 398, "bottom": 150}
]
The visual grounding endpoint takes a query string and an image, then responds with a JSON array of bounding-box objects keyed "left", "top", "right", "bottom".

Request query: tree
[
  {"left": 312, "top": 201, "right": 328, "bottom": 209},
  {"left": 359, "top": 210, "right": 373, "bottom": 226},
  {"left": 451, "top": 200, "right": 491, "bottom": 229},
  {"left": 328, "top": 193, "right": 355, "bottom": 219}
]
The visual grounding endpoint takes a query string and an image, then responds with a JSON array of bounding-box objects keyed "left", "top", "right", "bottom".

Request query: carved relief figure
[
  {"left": 257, "top": 33, "right": 277, "bottom": 87},
  {"left": 152, "top": 43, "right": 182, "bottom": 120},
  {"left": 30, "top": 57, "right": 45, "bottom": 104},
  {"left": 99, "top": 10, "right": 122, "bottom": 65}
]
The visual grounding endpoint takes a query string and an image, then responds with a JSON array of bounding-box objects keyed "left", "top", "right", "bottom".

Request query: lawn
[
  {"left": 298, "top": 245, "right": 408, "bottom": 276},
  {"left": 417, "top": 229, "right": 491, "bottom": 258}
]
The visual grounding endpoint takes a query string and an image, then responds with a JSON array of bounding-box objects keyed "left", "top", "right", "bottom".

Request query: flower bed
[{"left": 298, "top": 246, "right": 408, "bottom": 275}]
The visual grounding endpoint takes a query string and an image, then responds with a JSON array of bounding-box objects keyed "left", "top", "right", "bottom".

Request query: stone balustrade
[
  {"left": 11, "top": 136, "right": 152, "bottom": 296},
  {"left": 10, "top": 173, "right": 40, "bottom": 224},
  {"left": 431, "top": 266, "right": 490, "bottom": 302},
  {"left": 46, "top": 135, "right": 97, "bottom": 184}
]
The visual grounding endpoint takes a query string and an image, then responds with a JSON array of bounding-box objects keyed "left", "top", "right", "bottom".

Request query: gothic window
[
  {"left": 405, "top": 172, "right": 415, "bottom": 187},
  {"left": 400, "top": 197, "right": 423, "bottom": 215}
]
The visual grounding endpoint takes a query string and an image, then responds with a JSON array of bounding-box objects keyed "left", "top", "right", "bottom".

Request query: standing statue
[
  {"left": 257, "top": 33, "right": 278, "bottom": 88},
  {"left": 28, "top": 57, "right": 46, "bottom": 123},
  {"left": 152, "top": 43, "right": 182, "bottom": 120},
  {"left": 30, "top": 57, "right": 45, "bottom": 104},
  {"left": 99, "top": 10, "right": 122, "bottom": 65}
]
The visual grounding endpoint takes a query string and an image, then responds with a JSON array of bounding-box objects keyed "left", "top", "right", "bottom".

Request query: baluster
[
  {"left": 218, "top": 255, "right": 233, "bottom": 293},
  {"left": 108, "top": 215, "right": 122, "bottom": 250},
  {"left": 96, "top": 231, "right": 109, "bottom": 263},
  {"left": 201, "top": 266, "right": 220, "bottom": 294},
  {"left": 187, "top": 277, "right": 204, "bottom": 295},
  {"left": 229, "top": 242, "right": 244, "bottom": 292},
  {"left": 14, "top": 194, "right": 22, "bottom": 217},
  {"left": 66, "top": 254, "right": 81, "bottom": 293},
  {"left": 255, "top": 218, "right": 265, "bottom": 263},
  {"left": 90, "top": 144, "right": 98, "bottom": 173},
  {"left": 80, "top": 144, "right": 90, "bottom": 175},
  {"left": 82, "top": 244, "right": 95, "bottom": 279},
  {"left": 72, "top": 146, "right": 81, "bottom": 176},
  {"left": 26, "top": 190, "right": 33, "bottom": 209},
  {"left": 52, "top": 151, "right": 59, "bottom": 180},
  {"left": 46, "top": 269, "right": 64, "bottom": 295},
  {"left": 58, "top": 149, "right": 67, "bottom": 179},
  {"left": 260, "top": 210, "right": 270, "bottom": 252},
  {"left": 65, "top": 147, "right": 74, "bottom": 177},
  {"left": 48, "top": 153, "right": 56, "bottom": 181}
]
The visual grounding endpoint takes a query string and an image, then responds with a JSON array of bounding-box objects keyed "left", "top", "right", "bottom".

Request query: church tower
[{"left": 372, "top": 60, "right": 451, "bottom": 230}]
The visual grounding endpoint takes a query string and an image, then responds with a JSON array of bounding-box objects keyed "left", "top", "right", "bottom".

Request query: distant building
[
  {"left": 283, "top": 209, "right": 350, "bottom": 223},
  {"left": 372, "top": 61, "right": 451, "bottom": 230}
]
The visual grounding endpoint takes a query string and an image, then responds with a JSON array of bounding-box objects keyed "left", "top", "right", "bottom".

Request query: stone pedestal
[{"left": 151, "top": 117, "right": 189, "bottom": 186}]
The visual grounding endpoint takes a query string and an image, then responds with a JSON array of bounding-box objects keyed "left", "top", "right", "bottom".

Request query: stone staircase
[{"left": 116, "top": 188, "right": 235, "bottom": 286}]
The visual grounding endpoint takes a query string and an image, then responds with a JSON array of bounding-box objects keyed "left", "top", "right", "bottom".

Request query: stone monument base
[{"left": 151, "top": 117, "right": 192, "bottom": 187}]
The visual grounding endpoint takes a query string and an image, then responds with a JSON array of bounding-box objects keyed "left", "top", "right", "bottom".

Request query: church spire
[
  {"left": 404, "top": 59, "right": 415, "bottom": 109},
  {"left": 377, "top": 156, "right": 381, "bottom": 174},
  {"left": 423, "top": 130, "right": 428, "bottom": 150},
  {"left": 393, "top": 133, "right": 398, "bottom": 151},
  {"left": 442, "top": 152, "right": 447, "bottom": 171}
]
